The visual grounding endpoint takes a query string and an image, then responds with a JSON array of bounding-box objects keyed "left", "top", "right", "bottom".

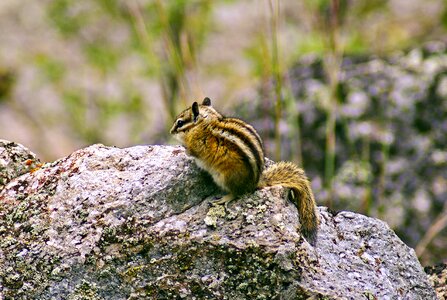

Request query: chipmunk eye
[{"left": 177, "top": 120, "right": 185, "bottom": 127}]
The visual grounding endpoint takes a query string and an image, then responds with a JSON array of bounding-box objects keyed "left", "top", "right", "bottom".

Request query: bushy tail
[{"left": 259, "top": 162, "right": 319, "bottom": 245}]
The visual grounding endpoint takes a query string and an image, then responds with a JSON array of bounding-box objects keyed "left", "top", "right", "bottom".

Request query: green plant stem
[
  {"left": 377, "top": 139, "right": 390, "bottom": 218},
  {"left": 285, "top": 73, "right": 303, "bottom": 166},
  {"left": 361, "top": 136, "right": 372, "bottom": 215},
  {"left": 126, "top": 0, "right": 179, "bottom": 124},
  {"left": 324, "top": 100, "right": 336, "bottom": 193},
  {"left": 416, "top": 203, "right": 447, "bottom": 261},
  {"left": 155, "top": 0, "right": 188, "bottom": 122},
  {"left": 323, "top": 0, "right": 343, "bottom": 207},
  {"left": 269, "top": 0, "right": 282, "bottom": 161}
]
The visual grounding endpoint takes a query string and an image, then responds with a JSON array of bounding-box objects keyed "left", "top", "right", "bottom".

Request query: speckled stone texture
[
  {"left": 0, "top": 140, "right": 41, "bottom": 189},
  {"left": 0, "top": 143, "right": 437, "bottom": 299}
]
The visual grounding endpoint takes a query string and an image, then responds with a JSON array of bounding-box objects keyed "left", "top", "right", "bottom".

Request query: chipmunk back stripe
[
  {"left": 226, "top": 118, "right": 264, "bottom": 153},
  {"left": 209, "top": 123, "right": 260, "bottom": 181},
  {"left": 208, "top": 125, "right": 256, "bottom": 182},
  {"left": 220, "top": 120, "right": 264, "bottom": 176}
]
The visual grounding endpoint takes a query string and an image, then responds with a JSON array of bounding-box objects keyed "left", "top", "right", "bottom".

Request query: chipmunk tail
[{"left": 259, "top": 162, "right": 319, "bottom": 245}]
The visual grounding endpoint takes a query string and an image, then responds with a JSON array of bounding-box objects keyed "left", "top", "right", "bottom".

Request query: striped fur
[
  {"left": 171, "top": 98, "right": 318, "bottom": 245},
  {"left": 259, "top": 162, "right": 319, "bottom": 244}
]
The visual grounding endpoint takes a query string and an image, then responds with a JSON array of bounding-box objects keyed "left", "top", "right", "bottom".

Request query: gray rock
[
  {"left": 0, "top": 143, "right": 436, "bottom": 299},
  {"left": 0, "top": 139, "right": 41, "bottom": 189}
]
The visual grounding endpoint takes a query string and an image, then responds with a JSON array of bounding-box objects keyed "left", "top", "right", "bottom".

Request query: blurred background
[{"left": 0, "top": 0, "right": 446, "bottom": 265}]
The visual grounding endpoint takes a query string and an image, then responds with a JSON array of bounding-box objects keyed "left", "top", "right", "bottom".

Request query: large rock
[{"left": 0, "top": 143, "right": 436, "bottom": 299}]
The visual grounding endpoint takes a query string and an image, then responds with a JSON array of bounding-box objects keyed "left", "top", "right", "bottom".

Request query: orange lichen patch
[
  {"left": 30, "top": 164, "right": 43, "bottom": 173},
  {"left": 25, "top": 159, "right": 43, "bottom": 173}
]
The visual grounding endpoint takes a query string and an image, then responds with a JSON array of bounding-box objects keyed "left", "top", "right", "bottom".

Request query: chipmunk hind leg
[{"left": 211, "top": 167, "right": 257, "bottom": 207}]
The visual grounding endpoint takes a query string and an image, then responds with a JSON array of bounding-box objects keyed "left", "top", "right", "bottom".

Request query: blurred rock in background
[
  {"left": 236, "top": 42, "right": 447, "bottom": 265},
  {"left": 0, "top": 0, "right": 446, "bottom": 265}
]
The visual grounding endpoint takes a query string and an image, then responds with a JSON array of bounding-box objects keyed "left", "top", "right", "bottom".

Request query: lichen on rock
[
  {"left": 0, "top": 139, "right": 41, "bottom": 189},
  {"left": 0, "top": 142, "right": 437, "bottom": 299}
]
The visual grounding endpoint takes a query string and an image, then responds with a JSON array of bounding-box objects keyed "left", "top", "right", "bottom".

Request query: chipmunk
[{"left": 170, "top": 97, "right": 319, "bottom": 244}]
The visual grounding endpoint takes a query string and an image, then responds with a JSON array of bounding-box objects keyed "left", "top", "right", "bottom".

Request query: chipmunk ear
[
  {"left": 202, "top": 97, "right": 212, "bottom": 106},
  {"left": 192, "top": 101, "right": 200, "bottom": 122}
]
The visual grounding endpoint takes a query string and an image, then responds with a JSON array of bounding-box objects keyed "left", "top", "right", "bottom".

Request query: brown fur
[
  {"left": 259, "top": 162, "right": 319, "bottom": 244},
  {"left": 171, "top": 98, "right": 319, "bottom": 245}
]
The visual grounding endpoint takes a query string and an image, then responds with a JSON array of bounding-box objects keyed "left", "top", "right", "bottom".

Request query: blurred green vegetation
[
  {"left": 46, "top": 0, "right": 213, "bottom": 140},
  {"left": 0, "top": 0, "right": 446, "bottom": 265}
]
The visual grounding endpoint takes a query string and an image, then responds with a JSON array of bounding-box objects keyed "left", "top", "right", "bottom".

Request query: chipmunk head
[{"left": 170, "top": 97, "right": 222, "bottom": 143}]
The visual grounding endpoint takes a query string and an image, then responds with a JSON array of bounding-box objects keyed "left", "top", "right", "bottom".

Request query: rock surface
[
  {"left": 0, "top": 143, "right": 437, "bottom": 299},
  {"left": 0, "top": 140, "right": 41, "bottom": 189}
]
